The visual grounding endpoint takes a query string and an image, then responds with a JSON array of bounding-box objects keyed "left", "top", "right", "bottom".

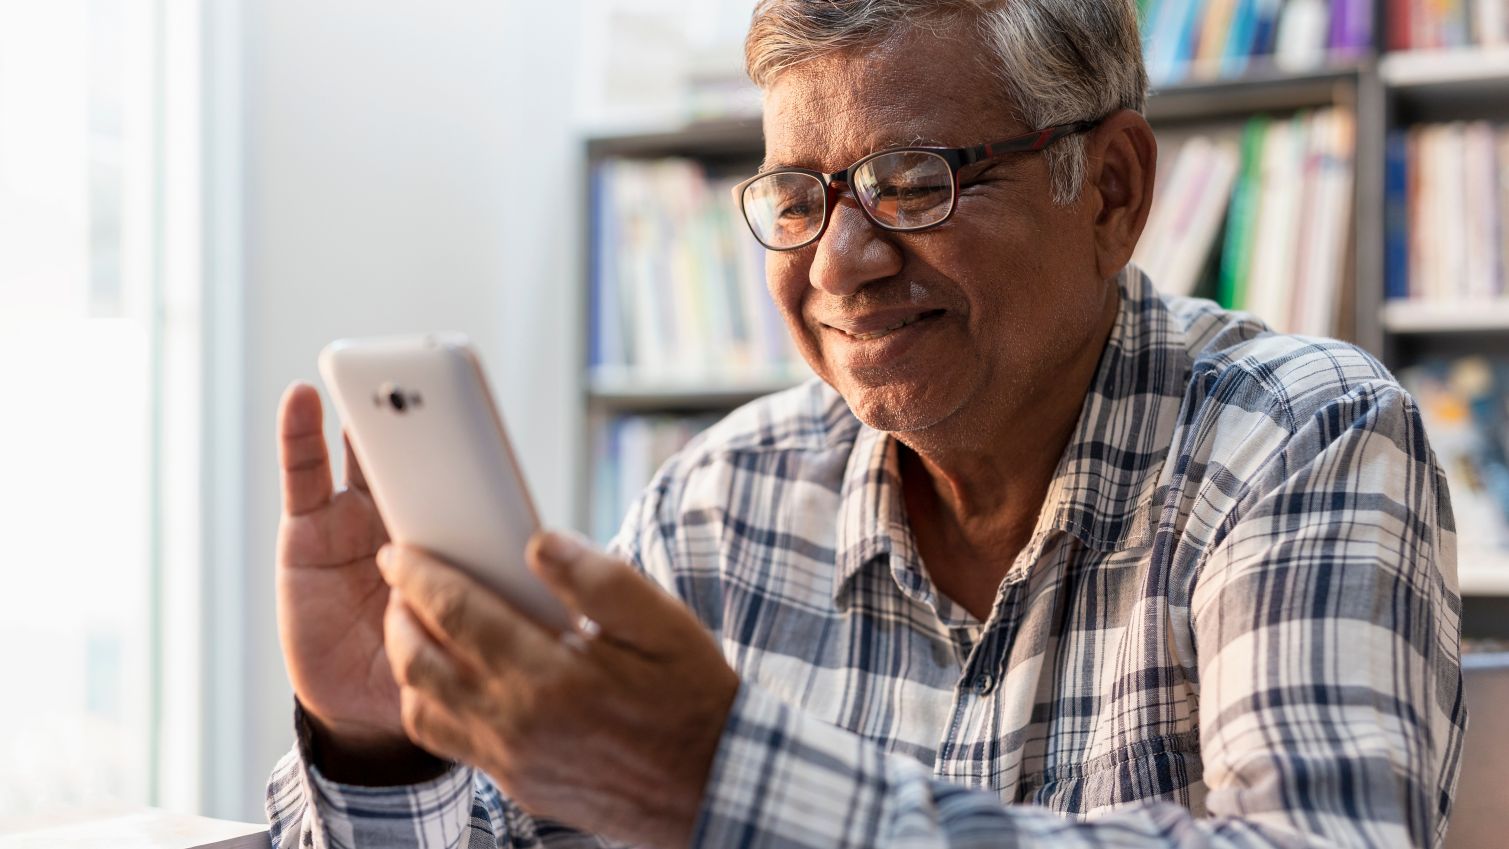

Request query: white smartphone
[{"left": 318, "top": 332, "right": 572, "bottom": 632}]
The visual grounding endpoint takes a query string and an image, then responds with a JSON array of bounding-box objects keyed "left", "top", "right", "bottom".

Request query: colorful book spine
[
  {"left": 1221, "top": 0, "right": 1261, "bottom": 76},
  {"left": 590, "top": 413, "right": 719, "bottom": 542},
  {"left": 1388, "top": 0, "right": 1509, "bottom": 48},
  {"left": 1385, "top": 131, "right": 1411, "bottom": 301},
  {"left": 1389, "top": 121, "right": 1509, "bottom": 303},
  {"left": 1250, "top": 0, "right": 1284, "bottom": 57},
  {"left": 1134, "top": 135, "right": 1241, "bottom": 297},
  {"left": 1219, "top": 115, "right": 1270, "bottom": 310},
  {"left": 1329, "top": 0, "right": 1374, "bottom": 53},
  {"left": 1141, "top": 0, "right": 1371, "bottom": 83},
  {"left": 1201, "top": 108, "right": 1354, "bottom": 336},
  {"left": 588, "top": 156, "right": 801, "bottom": 380},
  {"left": 1399, "top": 358, "right": 1509, "bottom": 551}
]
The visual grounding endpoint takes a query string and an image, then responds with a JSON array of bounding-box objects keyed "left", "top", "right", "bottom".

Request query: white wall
[{"left": 228, "top": 0, "right": 583, "bottom": 820}]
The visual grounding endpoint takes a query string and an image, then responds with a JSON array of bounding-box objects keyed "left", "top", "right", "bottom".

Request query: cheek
[
  {"left": 766, "top": 255, "right": 815, "bottom": 336},
  {"left": 765, "top": 256, "right": 842, "bottom": 384},
  {"left": 931, "top": 205, "right": 1099, "bottom": 358},
  {"left": 766, "top": 250, "right": 803, "bottom": 296}
]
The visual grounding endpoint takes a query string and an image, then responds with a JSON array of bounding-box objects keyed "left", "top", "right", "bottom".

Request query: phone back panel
[{"left": 319, "top": 334, "right": 570, "bottom": 631}]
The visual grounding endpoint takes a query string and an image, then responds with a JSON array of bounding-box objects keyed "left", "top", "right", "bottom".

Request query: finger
[
  {"left": 527, "top": 530, "right": 679, "bottom": 652},
  {"left": 339, "top": 433, "right": 388, "bottom": 549},
  {"left": 399, "top": 686, "right": 474, "bottom": 764},
  {"left": 343, "top": 432, "right": 371, "bottom": 494},
  {"left": 385, "top": 591, "right": 482, "bottom": 706},
  {"left": 378, "top": 544, "right": 564, "bottom": 675},
  {"left": 278, "top": 382, "right": 333, "bottom": 517}
]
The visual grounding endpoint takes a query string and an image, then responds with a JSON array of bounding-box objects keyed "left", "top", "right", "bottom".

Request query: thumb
[{"left": 527, "top": 530, "right": 677, "bottom": 651}]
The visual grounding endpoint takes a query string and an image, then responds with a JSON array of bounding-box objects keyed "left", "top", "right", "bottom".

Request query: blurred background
[{"left": 2, "top": 0, "right": 1507, "bottom": 829}]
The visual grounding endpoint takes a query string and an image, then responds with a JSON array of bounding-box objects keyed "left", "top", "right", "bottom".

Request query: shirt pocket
[{"left": 1021, "top": 730, "right": 1204, "bottom": 816}]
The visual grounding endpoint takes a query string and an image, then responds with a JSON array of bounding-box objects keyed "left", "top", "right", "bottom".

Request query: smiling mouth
[{"left": 832, "top": 309, "right": 946, "bottom": 341}]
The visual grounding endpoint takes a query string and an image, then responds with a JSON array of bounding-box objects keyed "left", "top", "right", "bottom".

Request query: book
[
  {"left": 590, "top": 413, "right": 718, "bottom": 541},
  {"left": 1399, "top": 358, "right": 1509, "bottom": 551},
  {"left": 1387, "top": 0, "right": 1508, "bottom": 48},
  {"left": 1218, "top": 115, "right": 1270, "bottom": 309},
  {"left": 1385, "top": 131, "right": 1411, "bottom": 301},
  {"left": 1135, "top": 134, "right": 1241, "bottom": 296},
  {"left": 1244, "top": 114, "right": 1303, "bottom": 330},
  {"left": 1329, "top": 0, "right": 1374, "bottom": 53},
  {"left": 1465, "top": 122, "right": 1500, "bottom": 301},
  {"left": 1500, "top": 130, "right": 1509, "bottom": 286},
  {"left": 1250, "top": 0, "right": 1285, "bottom": 56},
  {"left": 1478, "top": 0, "right": 1508, "bottom": 45},
  {"left": 1389, "top": 121, "right": 1508, "bottom": 305},
  {"left": 1199, "top": 107, "right": 1354, "bottom": 336},
  {"left": 1290, "top": 108, "right": 1354, "bottom": 336},
  {"left": 1194, "top": 0, "right": 1241, "bottom": 77},
  {"left": 1221, "top": 0, "right": 1261, "bottom": 75},
  {"left": 1141, "top": 0, "right": 1372, "bottom": 84},
  {"left": 1275, "top": 0, "right": 1332, "bottom": 71},
  {"left": 589, "top": 157, "right": 801, "bottom": 381}
]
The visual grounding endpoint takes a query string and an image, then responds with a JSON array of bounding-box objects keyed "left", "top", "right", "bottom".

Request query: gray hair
[{"left": 745, "top": 0, "right": 1149, "bottom": 204}]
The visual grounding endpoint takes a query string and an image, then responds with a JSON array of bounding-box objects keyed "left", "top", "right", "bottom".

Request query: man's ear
[{"left": 1083, "top": 109, "right": 1157, "bottom": 281}]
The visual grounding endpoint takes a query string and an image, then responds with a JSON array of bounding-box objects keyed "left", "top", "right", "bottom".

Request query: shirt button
[{"left": 972, "top": 673, "right": 995, "bottom": 694}]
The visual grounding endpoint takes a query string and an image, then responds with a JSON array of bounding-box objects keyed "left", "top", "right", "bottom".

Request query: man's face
[{"left": 761, "top": 23, "right": 1112, "bottom": 435}]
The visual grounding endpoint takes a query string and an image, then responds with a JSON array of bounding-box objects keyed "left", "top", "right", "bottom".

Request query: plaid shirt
[{"left": 267, "top": 267, "right": 1466, "bottom": 849}]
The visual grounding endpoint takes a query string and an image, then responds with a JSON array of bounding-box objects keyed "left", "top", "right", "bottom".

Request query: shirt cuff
[
  {"left": 691, "top": 682, "right": 897, "bottom": 849},
  {"left": 291, "top": 700, "right": 478, "bottom": 848}
]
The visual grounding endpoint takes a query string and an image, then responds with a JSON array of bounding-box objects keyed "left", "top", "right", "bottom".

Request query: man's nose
[{"left": 808, "top": 196, "right": 903, "bottom": 297}]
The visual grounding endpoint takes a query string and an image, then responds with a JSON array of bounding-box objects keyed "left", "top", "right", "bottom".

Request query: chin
[{"left": 830, "top": 371, "right": 968, "bottom": 435}]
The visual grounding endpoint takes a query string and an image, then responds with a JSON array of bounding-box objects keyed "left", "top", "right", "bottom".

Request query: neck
[{"left": 898, "top": 282, "right": 1120, "bottom": 589}]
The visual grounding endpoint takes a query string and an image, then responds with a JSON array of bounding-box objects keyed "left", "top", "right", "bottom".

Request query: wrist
[
  {"left": 668, "top": 671, "right": 741, "bottom": 847},
  {"left": 298, "top": 703, "right": 451, "bottom": 787}
]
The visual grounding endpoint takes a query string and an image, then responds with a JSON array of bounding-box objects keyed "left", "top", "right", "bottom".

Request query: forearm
[{"left": 695, "top": 684, "right": 1418, "bottom": 849}]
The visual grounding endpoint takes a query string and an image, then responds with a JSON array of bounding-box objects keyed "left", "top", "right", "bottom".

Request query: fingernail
[{"left": 539, "top": 530, "right": 585, "bottom": 563}]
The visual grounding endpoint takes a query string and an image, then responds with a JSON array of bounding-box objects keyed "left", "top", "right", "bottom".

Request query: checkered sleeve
[
  {"left": 1188, "top": 382, "right": 1463, "bottom": 848},
  {"left": 691, "top": 382, "right": 1465, "bottom": 849},
  {"left": 265, "top": 702, "right": 623, "bottom": 848}
]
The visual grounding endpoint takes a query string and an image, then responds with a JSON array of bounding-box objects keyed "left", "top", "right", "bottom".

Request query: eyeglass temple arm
[{"left": 960, "top": 119, "right": 1103, "bottom": 166}]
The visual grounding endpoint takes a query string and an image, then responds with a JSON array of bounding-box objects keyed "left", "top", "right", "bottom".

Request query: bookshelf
[
  {"left": 1379, "top": 46, "right": 1509, "bottom": 89},
  {"left": 1382, "top": 301, "right": 1509, "bottom": 334},
  {"left": 580, "top": 120, "right": 781, "bottom": 540},
  {"left": 1144, "top": 63, "right": 1368, "bottom": 122},
  {"left": 577, "top": 45, "right": 1509, "bottom": 606},
  {"left": 586, "top": 365, "right": 809, "bottom": 411},
  {"left": 1461, "top": 551, "right": 1509, "bottom": 597}
]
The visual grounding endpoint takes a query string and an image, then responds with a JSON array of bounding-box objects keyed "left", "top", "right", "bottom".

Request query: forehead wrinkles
[{"left": 763, "top": 53, "right": 990, "bottom": 172}]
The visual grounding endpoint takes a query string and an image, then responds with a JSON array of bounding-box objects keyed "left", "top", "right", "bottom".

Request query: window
[{"left": 0, "top": 0, "right": 205, "bottom": 813}]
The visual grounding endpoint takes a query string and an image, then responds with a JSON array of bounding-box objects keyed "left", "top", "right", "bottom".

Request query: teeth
[{"left": 848, "top": 313, "right": 923, "bottom": 340}]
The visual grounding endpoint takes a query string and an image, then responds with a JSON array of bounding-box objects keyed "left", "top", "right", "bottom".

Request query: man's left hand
[{"left": 375, "top": 531, "right": 739, "bottom": 849}]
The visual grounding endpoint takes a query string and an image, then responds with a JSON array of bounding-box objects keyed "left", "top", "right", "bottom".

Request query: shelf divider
[
  {"left": 1382, "top": 300, "right": 1509, "bottom": 334},
  {"left": 1460, "top": 547, "right": 1509, "bottom": 597},
  {"left": 1380, "top": 47, "right": 1509, "bottom": 89}
]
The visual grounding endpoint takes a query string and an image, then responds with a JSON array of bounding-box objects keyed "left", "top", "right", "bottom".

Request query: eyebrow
[{"left": 758, "top": 134, "right": 948, "bottom": 174}]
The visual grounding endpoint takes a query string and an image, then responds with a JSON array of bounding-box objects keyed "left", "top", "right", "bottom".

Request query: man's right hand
[{"left": 276, "top": 381, "right": 447, "bottom": 784}]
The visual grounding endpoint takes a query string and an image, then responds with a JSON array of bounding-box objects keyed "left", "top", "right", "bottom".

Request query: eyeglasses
[{"left": 733, "top": 119, "right": 1101, "bottom": 251}]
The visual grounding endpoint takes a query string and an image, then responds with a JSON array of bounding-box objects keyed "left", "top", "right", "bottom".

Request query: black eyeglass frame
[{"left": 733, "top": 118, "right": 1103, "bottom": 251}]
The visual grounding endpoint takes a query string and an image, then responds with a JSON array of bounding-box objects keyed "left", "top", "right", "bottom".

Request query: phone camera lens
[{"left": 389, "top": 389, "right": 407, "bottom": 412}]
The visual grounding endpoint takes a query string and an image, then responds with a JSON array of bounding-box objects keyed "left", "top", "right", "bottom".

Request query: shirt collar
[{"left": 831, "top": 266, "right": 1189, "bottom": 604}]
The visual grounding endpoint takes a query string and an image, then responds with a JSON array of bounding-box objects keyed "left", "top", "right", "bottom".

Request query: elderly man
[{"left": 267, "top": 1, "right": 1465, "bottom": 847}]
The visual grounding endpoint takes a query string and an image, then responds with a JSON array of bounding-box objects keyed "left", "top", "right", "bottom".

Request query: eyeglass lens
[
  {"left": 742, "top": 171, "right": 827, "bottom": 250},
  {"left": 741, "top": 150, "right": 955, "bottom": 250}
]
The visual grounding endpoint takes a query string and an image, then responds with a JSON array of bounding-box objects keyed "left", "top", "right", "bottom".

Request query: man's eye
[
  {"left": 778, "top": 201, "right": 814, "bottom": 219},
  {"left": 880, "top": 183, "right": 947, "bottom": 198},
  {"left": 877, "top": 184, "right": 951, "bottom": 208}
]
